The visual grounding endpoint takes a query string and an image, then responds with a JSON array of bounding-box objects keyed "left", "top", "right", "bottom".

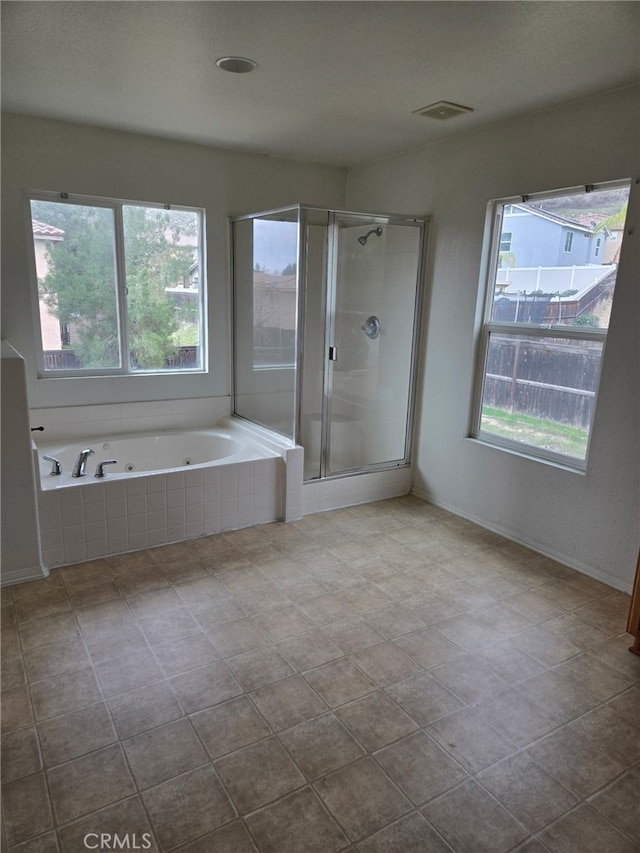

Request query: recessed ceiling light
[{"left": 216, "top": 56, "right": 258, "bottom": 74}]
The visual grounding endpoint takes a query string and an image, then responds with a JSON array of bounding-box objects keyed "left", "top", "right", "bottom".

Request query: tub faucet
[
  {"left": 94, "top": 460, "right": 117, "bottom": 478},
  {"left": 72, "top": 448, "right": 95, "bottom": 477},
  {"left": 42, "top": 455, "right": 62, "bottom": 475}
]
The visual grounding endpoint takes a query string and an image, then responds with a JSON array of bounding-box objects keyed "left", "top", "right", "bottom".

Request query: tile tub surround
[
  {"left": 37, "top": 459, "right": 284, "bottom": 569},
  {"left": 32, "top": 416, "right": 306, "bottom": 570},
  {"left": 2, "top": 496, "right": 639, "bottom": 853},
  {"left": 29, "top": 397, "right": 233, "bottom": 444}
]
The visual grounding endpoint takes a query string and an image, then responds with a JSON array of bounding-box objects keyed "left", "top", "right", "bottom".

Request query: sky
[{"left": 253, "top": 219, "right": 298, "bottom": 273}]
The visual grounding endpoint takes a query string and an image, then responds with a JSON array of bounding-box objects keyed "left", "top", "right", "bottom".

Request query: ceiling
[{"left": 2, "top": 1, "right": 639, "bottom": 167}]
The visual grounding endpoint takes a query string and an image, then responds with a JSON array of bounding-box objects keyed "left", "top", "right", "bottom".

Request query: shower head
[{"left": 357, "top": 227, "right": 383, "bottom": 246}]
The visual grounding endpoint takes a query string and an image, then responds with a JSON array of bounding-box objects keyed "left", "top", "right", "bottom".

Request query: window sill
[
  {"left": 37, "top": 369, "right": 207, "bottom": 380},
  {"left": 467, "top": 434, "right": 587, "bottom": 475}
]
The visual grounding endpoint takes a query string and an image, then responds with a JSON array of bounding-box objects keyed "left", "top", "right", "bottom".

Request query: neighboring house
[
  {"left": 602, "top": 226, "right": 623, "bottom": 264},
  {"left": 501, "top": 204, "right": 607, "bottom": 267},
  {"left": 253, "top": 271, "right": 296, "bottom": 329},
  {"left": 571, "top": 212, "right": 624, "bottom": 265},
  {"left": 252, "top": 270, "right": 297, "bottom": 365},
  {"left": 495, "top": 204, "right": 615, "bottom": 327},
  {"left": 163, "top": 260, "right": 200, "bottom": 307},
  {"left": 32, "top": 220, "right": 68, "bottom": 350}
]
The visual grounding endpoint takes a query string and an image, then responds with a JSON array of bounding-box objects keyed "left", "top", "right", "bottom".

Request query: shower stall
[{"left": 231, "top": 206, "right": 428, "bottom": 482}]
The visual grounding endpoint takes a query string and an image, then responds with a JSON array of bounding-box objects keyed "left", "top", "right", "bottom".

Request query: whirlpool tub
[
  {"left": 36, "top": 428, "right": 277, "bottom": 487},
  {"left": 33, "top": 420, "right": 297, "bottom": 568}
]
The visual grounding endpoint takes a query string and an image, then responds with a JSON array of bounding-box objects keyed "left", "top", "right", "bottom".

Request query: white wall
[
  {"left": 1, "top": 342, "right": 45, "bottom": 584},
  {"left": 1, "top": 113, "right": 347, "bottom": 410},
  {"left": 346, "top": 84, "right": 640, "bottom": 592},
  {"left": 3, "top": 94, "right": 638, "bottom": 591}
]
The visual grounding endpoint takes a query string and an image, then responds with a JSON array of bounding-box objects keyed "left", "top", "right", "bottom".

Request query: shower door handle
[{"left": 328, "top": 346, "right": 338, "bottom": 361}]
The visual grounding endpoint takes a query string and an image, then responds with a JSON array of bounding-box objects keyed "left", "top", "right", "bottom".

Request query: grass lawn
[{"left": 481, "top": 406, "right": 588, "bottom": 459}]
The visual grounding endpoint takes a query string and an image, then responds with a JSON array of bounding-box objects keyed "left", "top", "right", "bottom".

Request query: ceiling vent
[{"left": 413, "top": 101, "right": 473, "bottom": 121}]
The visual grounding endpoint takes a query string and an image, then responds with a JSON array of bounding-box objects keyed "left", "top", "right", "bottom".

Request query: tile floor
[{"left": 1, "top": 496, "right": 639, "bottom": 853}]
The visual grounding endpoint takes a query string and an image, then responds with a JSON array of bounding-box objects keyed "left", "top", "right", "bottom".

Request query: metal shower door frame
[
  {"left": 230, "top": 204, "right": 429, "bottom": 479},
  {"left": 317, "top": 209, "right": 429, "bottom": 480}
]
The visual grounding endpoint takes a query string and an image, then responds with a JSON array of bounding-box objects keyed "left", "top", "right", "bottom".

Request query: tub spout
[{"left": 72, "top": 448, "right": 95, "bottom": 477}]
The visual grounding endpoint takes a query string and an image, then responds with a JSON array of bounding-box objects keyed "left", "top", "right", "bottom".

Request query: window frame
[
  {"left": 26, "top": 190, "right": 207, "bottom": 378},
  {"left": 563, "top": 231, "right": 574, "bottom": 253},
  {"left": 470, "top": 180, "right": 629, "bottom": 472}
]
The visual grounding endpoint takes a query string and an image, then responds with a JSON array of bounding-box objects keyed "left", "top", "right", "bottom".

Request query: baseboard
[
  {"left": 1, "top": 564, "right": 49, "bottom": 587},
  {"left": 411, "top": 486, "right": 632, "bottom": 595}
]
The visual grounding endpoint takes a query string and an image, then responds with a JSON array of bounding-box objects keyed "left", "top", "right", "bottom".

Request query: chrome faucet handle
[
  {"left": 42, "top": 455, "right": 62, "bottom": 475},
  {"left": 94, "top": 460, "right": 117, "bottom": 478}
]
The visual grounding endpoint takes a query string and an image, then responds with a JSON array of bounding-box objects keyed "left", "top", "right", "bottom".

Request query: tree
[
  {"left": 498, "top": 252, "right": 516, "bottom": 269},
  {"left": 33, "top": 201, "right": 121, "bottom": 368},
  {"left": 595, "top": 201, "right": 628, "bottom": 232},
  {"left": 574, "top": 313, "right": 599, "bottom": 328},
  {"left": 123, "top": 206, "right": 195, "bottom": 369},
  {"left": 33, "top": 201, "right": 197, "bottom": 370}
]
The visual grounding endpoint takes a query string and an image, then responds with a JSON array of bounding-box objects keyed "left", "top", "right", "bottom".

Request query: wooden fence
[
  {"left": 484, "top": 336, "right": 601, "bottom": 429},
  {"left": 43, "top": 346, "right": 198, "bottom": 371}
]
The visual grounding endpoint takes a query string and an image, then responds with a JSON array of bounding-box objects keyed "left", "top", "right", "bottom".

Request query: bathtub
[
  {"left": 33, "top": 419, "right": 302, "bottom": 568},
  {"left": 35, "top": 428, "right": 277, "bottom": 490}
]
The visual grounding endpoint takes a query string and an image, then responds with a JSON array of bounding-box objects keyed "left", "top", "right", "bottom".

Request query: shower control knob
[{"left": 362, "top": 315, "right": 381, "bottom": 339}]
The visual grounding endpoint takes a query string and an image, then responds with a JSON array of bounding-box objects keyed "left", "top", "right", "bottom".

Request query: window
[
  {"left": 500, "top": 231, "right": 513, "bottom": 252},
  {"left": 472, "top": 181, "right": 630, "bottom": 468},
  {"left": 594, "top": 237, "right": 602, "bottom": 257},
  {"left": 28, "top": 193, "right": 205, "bottom": 375},
  {"left": 564, "top": 231, "right": 574, "bottom": 252}
]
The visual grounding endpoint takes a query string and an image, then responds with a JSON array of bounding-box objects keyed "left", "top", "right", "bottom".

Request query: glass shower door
[{"left": 325, "top": 214, "right": 424, "bottom": 475}]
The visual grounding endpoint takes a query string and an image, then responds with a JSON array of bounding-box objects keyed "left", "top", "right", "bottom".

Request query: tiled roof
[
  {"left": 569, "top": 213, "right": 608, "bottom": 229},
  {"left": 514, "top": 204, "right": 594, "bottom": 233},
  {"left": 253, "top": 272, "right": 297, "bottom": 289},
  {"left": 32, "top": 220, "right": 65, "bottom": 238}
]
